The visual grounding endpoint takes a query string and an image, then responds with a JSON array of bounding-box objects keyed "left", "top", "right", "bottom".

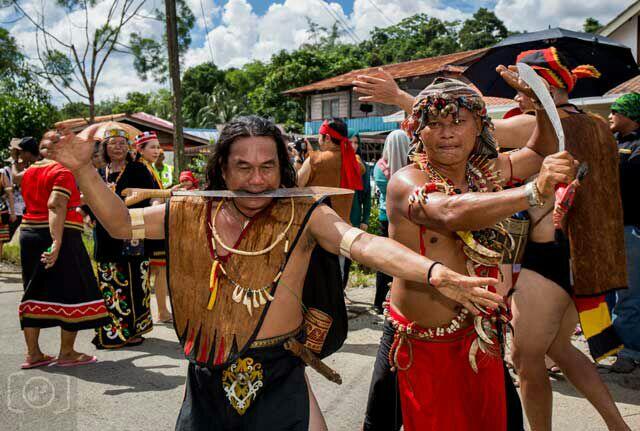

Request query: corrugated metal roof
[
  {"left": 55, "top": 112, "right": 209, "bottom": 145},
  {"left": 284, "top": 49, "right": 488, "bottom": 95}
]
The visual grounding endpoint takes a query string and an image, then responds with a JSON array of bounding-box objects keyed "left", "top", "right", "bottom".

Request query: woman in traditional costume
[
  {"left": 134, "top": 131, "right": 171, "bottom": 323},
  {"left": 92, "top": 127, "right": 157, "bottom": 349},
  {"left": 371, "top": 130, "right": 410, "bottom": 313},
  {"left": 18, "top": 145, "right": 109, "bottom": 368}
]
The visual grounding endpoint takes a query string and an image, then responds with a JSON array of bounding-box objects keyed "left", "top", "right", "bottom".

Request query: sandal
[
  {"left": 56, "top": 354, "right": 97, "bottom": 367},
  {"left": 21, "top": 354, "right": 56, "bottom": 369}
]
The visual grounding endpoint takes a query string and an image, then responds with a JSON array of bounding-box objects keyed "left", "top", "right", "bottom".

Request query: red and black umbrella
[{"left": 464, "top": 28, "right": 639, "bottom": 98}]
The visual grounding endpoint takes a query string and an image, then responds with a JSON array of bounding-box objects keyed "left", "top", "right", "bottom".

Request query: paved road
[{"left": 0, "top": 262, "right": 639, "bottom": 430}]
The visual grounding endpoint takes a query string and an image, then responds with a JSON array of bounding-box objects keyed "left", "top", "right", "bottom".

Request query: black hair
[
  {"left": 101, "top": 137, "right": 134, "bottom": 164},
  {"left": 205, "top": 115, "right": 297, "bottom": 190},
  {"left": 20, "top": 137, "right": 39, "bottom": 156},
  {"left": 324, "top": 118, "right": 348, "bottom": 146}
]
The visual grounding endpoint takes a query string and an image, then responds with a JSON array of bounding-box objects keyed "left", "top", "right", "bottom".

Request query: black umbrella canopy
[{"left": 464, "top": 28, "right": 639, "bottom": 99}]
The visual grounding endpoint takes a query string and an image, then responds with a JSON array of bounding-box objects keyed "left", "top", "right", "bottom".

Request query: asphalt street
[{"left": 1, "top": 262, "right": 639, "bottom": 430}]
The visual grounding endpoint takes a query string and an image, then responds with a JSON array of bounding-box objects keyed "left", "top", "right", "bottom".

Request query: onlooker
[
  {"left": 0, "top": 165, "right": 16, "bottom": 257},
  {"left": 608, "top": 93, "right": 640, "bottom": 373},
  {"left": 297, "top": 118, "right": 364, "bottom": 222},
  {"left": 134, "top": 132, "right": 171, "bottom": 323},
  {"left": 343, "top": 132, "right": 372, "bottom": 288},
  {"left": 92, "top": 126, "right": 157, "bottom": 349},
  {"left": 153, "top": 149, "right": 173, "bottom": 188},
  {"left": 177, "top": 170, "right": 199, "bottom": 190},
  {"left": 18, "top": 138, "right": 109, "bottom": 368},
  {"left": 371, "top": 130, "right": 410, "bottom": 313}
]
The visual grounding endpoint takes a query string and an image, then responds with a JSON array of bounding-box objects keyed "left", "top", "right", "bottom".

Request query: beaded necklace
[
  {"left": 205, "top": 198, "right": 295, "bottom": 316},
  {"left": 105, "top": 163, "right": 127, "bottom": 192}
]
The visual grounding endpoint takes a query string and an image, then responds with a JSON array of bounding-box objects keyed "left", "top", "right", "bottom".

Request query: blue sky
[{"left": 0, "top": 0, "right": 631, "bottom": 104}]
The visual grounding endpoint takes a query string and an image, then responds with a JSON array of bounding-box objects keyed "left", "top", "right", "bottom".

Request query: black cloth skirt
[
  {"left": 92, "top": 258, "right": 153, "bottom": 348},
  {"left": 19, "top": 227, "right": 110, "bottom": 331},
  {"left": 176, "top": 333, "right": 309, "bottom": 431}
]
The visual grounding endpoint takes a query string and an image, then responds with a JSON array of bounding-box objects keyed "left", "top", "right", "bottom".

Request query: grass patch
[
  {"left": 3, "top": 242, "right": 20, "bottom": 265},
  {"left": 2, "top": 230, "right": 96, "bottom": 267},
  {"left": 349, "top": 262, "right": 375, "bottom": 288}
]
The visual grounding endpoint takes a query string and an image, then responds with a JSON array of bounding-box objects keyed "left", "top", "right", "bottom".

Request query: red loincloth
[{"left": 389, "top": 306, "right": 507, "bottom": 431}]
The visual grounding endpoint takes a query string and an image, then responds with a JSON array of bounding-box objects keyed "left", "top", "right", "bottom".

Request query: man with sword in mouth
[{"left": 40, "top": 115, "right": 503, "bottom": 430}]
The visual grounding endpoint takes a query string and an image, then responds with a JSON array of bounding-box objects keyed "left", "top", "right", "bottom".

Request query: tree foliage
[
  {"left": 459, "top": 8, "right": 509, "bottom": 50},
  {"left": 583, "top": 18, "right": 603, "bottom": 34},
  {"left": 129, "top": 0, "right": 195, "bottom": 83}
]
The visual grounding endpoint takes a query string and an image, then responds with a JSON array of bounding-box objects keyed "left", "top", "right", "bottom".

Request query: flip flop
[
  {"left": 21, "top": 355, "right": 56, "bottom": 369},
  {"left": 157, "top": 317, "right": 173, "bottom": 324},
  {"left": 55, "top": 354, "right": 97, "bottom": 367}
]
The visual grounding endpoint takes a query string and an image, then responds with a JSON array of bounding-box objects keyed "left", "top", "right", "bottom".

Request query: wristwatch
[{"left": 525, "top": 181, "right": 545, "bottom": 207}]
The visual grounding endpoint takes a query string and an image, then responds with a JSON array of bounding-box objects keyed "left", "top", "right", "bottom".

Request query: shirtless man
[
  {"left": 41, "top": 115, "right": 501, "bottom": 430},
  {"left": 363, "top": 71, "right": 577, "bottom": 431},
  {"left": 509, "top": 48, "right": 630, "bottom": 431}
]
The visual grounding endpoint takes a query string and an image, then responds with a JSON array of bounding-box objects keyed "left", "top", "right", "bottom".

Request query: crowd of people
[{"left": 5, "top": 44, "right": 638, "bottom": 431}]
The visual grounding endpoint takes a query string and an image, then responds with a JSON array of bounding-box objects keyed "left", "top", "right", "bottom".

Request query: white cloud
[
  {"left": 2, "top": 0, "right": 636, "bottom": 106},
  {"left": 494, "top": 0, "right": 632, "bottom": 32},
  {"left": 351, "top": 0, "right": 470, "bottom": 39},
  {"left": 3, "top": 0, "right": 167, "bottom": 105}
]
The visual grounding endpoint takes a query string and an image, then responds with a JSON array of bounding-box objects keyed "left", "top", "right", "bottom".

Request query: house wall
[{"left": 609, "top": 16, "right": 639, "bottom": 62}]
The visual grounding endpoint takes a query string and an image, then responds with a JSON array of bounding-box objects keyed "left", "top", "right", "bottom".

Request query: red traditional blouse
[{"left": 21, "top": 160, "right": 83, "bottom": 231}]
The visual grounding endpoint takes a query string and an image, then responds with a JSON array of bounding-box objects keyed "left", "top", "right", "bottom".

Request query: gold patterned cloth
[{"left": 175, "top": 329, "right": 310, "bottom": 428}]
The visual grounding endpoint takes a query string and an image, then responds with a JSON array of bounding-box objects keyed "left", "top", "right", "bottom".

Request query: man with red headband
[
  {"left": 506, "top": 47, "right": 630, "bottom": 431},
  {"left": 297, "top": 118, "right": 363, "bottom": 222},
  {"left": 178, "top": 170, "right": 199, "bottom": 190}
]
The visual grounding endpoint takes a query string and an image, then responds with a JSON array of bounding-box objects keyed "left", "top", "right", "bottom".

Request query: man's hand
[
  {"left": 9, "top": 214, "right": 17, "bottom": 223},
  {"left": 40, "top": 124, "right": 102, "bottom": 173},
  {"left": 429, "top": 265, "right": 503, "bottom": 316},
  {"left": 535, "top": 151, "right": 578, "bottom": 199},
  {"left": 352, "top": 68, "right": 405, "bottom": 107},
  {"left": 497, "top": 64, "right": 548, "bottom": 100},
  {"left": 359, "top": 223, "right": 368, "bottom": 231},
  {"left": 41, "top": 241, "right": 60, "bottom": 270}
]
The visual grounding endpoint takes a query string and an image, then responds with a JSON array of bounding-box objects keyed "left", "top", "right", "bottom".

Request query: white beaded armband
[
  {"left": 339, "top": 227, "right": 365, "bottom": 259},
  {"left": 130, "top": 208, "right": 146, "bottom": 240}
]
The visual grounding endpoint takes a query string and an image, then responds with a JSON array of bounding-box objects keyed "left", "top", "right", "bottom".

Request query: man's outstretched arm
[
  {"left": 307, "top": 204, "right": 504, "bottom": 314},
  {"left": 390, "top": 152, "right": 577, "bottom": 233},
  {"left": 40, "top": 127, "right": 165, "bottom": 240}
]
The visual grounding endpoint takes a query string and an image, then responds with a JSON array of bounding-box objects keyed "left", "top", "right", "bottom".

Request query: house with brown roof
[
  {"left": 284, "top": 49, "right": 513, "bottom": 137},
  {"left": 56, "top": 112, "right": 218, "bottom": 155}
]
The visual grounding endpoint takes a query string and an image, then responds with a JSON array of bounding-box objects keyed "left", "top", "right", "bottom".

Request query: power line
[
  {"left": 199, "top": 0, "right": 215, "bottom": 65},
  {"left": 314, "top": 0, "right": 361, "bottom": 44},
  {"left": 363, "top": 0, "right": 395, "bottom": 26}
]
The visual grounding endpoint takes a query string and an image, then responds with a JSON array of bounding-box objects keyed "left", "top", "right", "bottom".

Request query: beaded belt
[
  {"left": 249, "top": 325, "right": 303, "bottom": 349},
  {"left": 385, "top": 304, "right": 472, "bottom": 371}
]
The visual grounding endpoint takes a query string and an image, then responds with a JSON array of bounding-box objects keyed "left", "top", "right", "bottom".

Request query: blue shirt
[{"left": 373, "top": 163, "right": 389, "bottom": 222}]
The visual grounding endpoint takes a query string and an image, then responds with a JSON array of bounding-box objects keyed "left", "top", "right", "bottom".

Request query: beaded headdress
[{"left": 402, "top": 78, "right": 498, "bottom": 158}]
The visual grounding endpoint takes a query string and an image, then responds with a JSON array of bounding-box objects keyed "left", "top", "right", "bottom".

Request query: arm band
[
  {"left": 130, "top": 208, "right": 146, "bottom": 240},
  {"left": 339, "top": 227, "right": 365, "bottom": 259}
]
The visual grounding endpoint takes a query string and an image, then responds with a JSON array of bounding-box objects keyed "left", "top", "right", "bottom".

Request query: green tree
[
  {"left": 181, "top": 62, "right": 226, "bottom": 126},
  {"left": 0, "top": 75, "right": 58, "bottom": 153},
  {"left": 360, "top": 14, "right": 460, "bottom": 65},
  {"left": 129, "top": 0, "right": 195, "bottom": 83},
  {"left": 60, "top": 102, "right": 90, "bottom": 119},
  {"left": 584, "top": 18, "right": 603, "bottom": 34},
  {"left": 459, "top": 8, "right": 509, "bottom": 50},
  {"left": 0, "top": 27, "right": 22, "bottom": 78},
  {"left": 196, "top": 85, "right": 243, "bottom": 127}
]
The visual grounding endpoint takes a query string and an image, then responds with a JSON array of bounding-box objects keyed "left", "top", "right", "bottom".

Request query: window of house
[{"left": 322, "top": 98, "right": 340, "bottom": 118}]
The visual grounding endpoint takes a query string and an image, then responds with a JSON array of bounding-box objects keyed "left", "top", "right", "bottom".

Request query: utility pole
[{"left": 165, "top": 0, "right": 185, "bottom": 180}]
